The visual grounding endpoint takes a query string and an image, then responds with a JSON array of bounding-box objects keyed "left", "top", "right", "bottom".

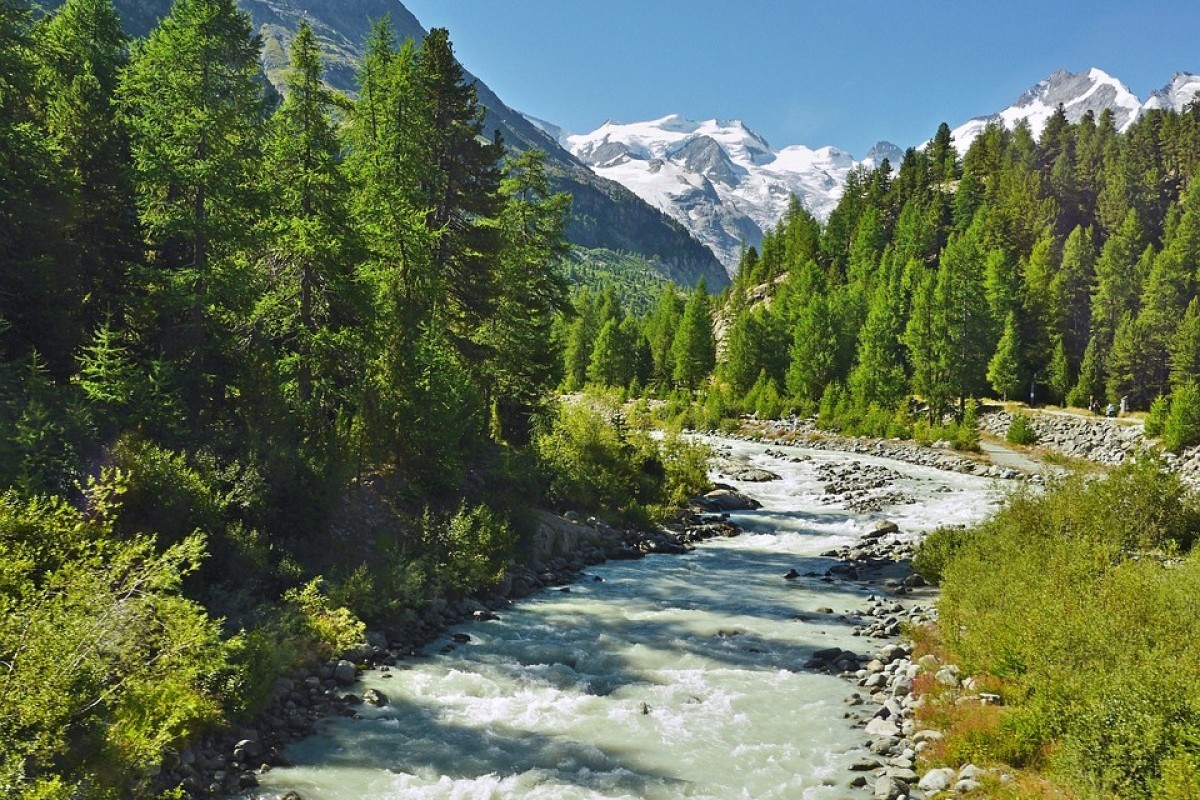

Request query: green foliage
[
  {"left": 1005, "top": 413, "right": 1039, "bottom": 445},
  {"left": 532, "top": 398, "right": 709, "bottom": 522},
  {"left": 0, "top": 478, "right": 228, "bottom": 795},
  {"left": 988, "top": 312, "right": 1023, "bottom": 401},
  {"left": 1146, "top": 393, "right": 1171, "bottom": 437},
  {"left": 912, "top": 525, "right": 972, "bottom": 584},
  {"left": 1162, "top": 382, "right": 1200, "bottom": 452},
  {"left": 934, "top": 459, "right": 1200, "bottom": 797},
  {"left": 953, "top": 399, "right": 981, "bottom": 452},
  {"left": 671, "top": 280, "right": 715, "bottom": 390},
  {"left": 281, "top": 578, "right": 365, "bottom": 659},
  {"left": 420, "top": 501, "right": 516, "bottom": 593}
]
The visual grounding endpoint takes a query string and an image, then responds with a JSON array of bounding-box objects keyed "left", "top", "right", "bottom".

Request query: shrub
[
  {"left": 932, "top": 460, "right": 1200, "bottom": 796},
  {"left": 1162, "top": 382, "right": 1200, "bottom": 452},
  {"left": 281, "top": 578, "right": 365, "bottom": 659},
  {"left": 912, "top": 525, "right": 972, "bottom": 584},
  {"left": 0, "top": 480, "right": 229, "bottom": 796},
  {"left": 422, "top": 502, "right": 517, "bottom": 593},
  {"left": 953, "top": 400, "right": 981, "bottom": 452},
  {"left": 534, "top": 398, "right": 710, "bottom": 522},
  {"left": 1006, "top": 413, "right": 1039, "bottom": 445},
  {"left": 1146, "top": 393, "right": 1170, "bottom": 438}
]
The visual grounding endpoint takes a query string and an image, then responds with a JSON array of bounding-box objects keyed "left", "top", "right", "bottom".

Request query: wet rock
[
  {"left": 363, "top": 688, "right": 388, "bottom": 707},
  {"left": 695, "top": 488, "right": 761, "bottom": 512},
  {"left": 727, "top": 466, "right": 781, "bottom": 482},
  {"left": 332, "top": 660, "right": 357, "bottom": 686},
  {"left": 782, "top": 568, "right": 800, "bottom": 580}
]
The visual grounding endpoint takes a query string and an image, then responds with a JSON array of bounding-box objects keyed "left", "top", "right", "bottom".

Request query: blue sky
[{"left": 401, "top": 0, "right": 1200, "bottom": 158}]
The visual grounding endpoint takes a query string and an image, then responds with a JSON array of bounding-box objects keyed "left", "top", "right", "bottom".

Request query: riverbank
[
  {"left": 155, "top": 499, "right": 763, "bottom": 798},
  {"left": 708, "top": 436, "right": 1012, "bottom": 799},
  {"left": 207, "top": 436, "right": 1003, "bottom": 800}
]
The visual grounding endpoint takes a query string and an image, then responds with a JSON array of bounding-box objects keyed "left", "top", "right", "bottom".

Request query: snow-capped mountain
[
  {"left": 950, "top": 68, "right": 1200, "bottom": 153},
  {"left": 561, "top": 115, "right": 890, "bottom": 273},
  {"left": 1143, "top": 72, "right": 1200, "bottom": 113}
]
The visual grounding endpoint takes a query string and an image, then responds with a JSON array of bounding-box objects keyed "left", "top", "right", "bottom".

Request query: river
[{"left": 247, "top": 437, "right": 1006, "bottom": 800}]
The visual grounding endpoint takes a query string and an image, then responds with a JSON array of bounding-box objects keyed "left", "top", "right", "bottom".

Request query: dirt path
[{"left": 978, "top": 438, "right": 1049, "bottom": 474}]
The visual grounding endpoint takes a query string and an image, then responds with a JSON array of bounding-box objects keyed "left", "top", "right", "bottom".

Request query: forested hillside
[
  {"left": 35, "top": 0, "right": 730, "bottom": 291},
  {"left": 0, "top": 1, "right": 711, "bottom": 795},
  {"left": 566, "top": 103, "right": 1200, "bottom": 447}
]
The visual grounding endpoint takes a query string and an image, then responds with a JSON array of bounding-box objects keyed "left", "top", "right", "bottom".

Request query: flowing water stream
[{"left": 248, "top": 438, "right": 1006, "bottom": 800}]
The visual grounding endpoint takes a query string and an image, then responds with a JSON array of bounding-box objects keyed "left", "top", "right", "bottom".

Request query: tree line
[
  {"left": 0, "top": 0, "right": 621, "bottom": 794},
  {"left": 570, "top": 102, "right": 1200, "bottom": 445}
]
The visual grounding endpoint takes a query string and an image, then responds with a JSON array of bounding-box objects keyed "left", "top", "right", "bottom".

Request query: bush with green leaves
[
  {"left": 934, "top": 457, "right": 1200, "bottom": 797},
  {"left": 0, "top": 474, "right": 230, "bottom": 797},
  {"left": 952, "top": 400, "right": 981, "bottom": 452},
  {"left": 1146, "top": 393, "right": 1171, "bottom": 438},
  {"left": 1162, "top": 382, "right": 1200, "bottom": 453},
  {"left": 1005, "top": 413, "right": 1039, "bottom": 445},
  {"left": 533, "top": 397, "right": 711, "bottom": 522},
  {"left": 281, "top": 578, "right": 366, "bottom": 659},
  {"left": 421, "top": 501, "right": 517, "bottom": 593}
]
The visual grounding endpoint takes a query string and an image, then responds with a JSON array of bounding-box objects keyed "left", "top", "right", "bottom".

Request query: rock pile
[
  {"left": 814, "top": 460, "right": 917, "bottom": 512},
  {"left": 733, "top": 421, "right": 1029, "bottom": 482},
  {"left": 979, "top": 410, "right": 1143, "bottom": 466}
]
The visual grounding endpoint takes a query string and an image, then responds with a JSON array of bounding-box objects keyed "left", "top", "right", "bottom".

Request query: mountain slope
[
  {"left": 564, "top": 116, "right": 889, "bottom": 273},
  {"left": 46, "top": 0, "right": 728, "bottom": 290}
]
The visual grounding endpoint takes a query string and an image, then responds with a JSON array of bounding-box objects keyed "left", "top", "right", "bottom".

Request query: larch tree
[
  {"left": 118, "top": 0, "right": 265, "bottom": 419},
  {"left": 255, "top": 20, "right": 363, "bottom": 451},
  {"left": 671, "top": 281, "right": 715, "bottom": 391}
]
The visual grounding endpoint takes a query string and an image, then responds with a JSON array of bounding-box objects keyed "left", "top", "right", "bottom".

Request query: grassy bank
[{"left": 913, "top": 457, "right": 1200, "bottom": 799}]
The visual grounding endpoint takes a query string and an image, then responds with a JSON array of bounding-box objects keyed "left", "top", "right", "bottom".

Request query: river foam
[{"left": 248, "top": 438, "right": 1005, "bottom": 800}]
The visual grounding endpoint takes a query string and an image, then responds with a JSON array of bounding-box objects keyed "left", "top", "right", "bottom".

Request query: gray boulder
[{"left": 333, "top": 660, "right": 358, "bottom": 686}]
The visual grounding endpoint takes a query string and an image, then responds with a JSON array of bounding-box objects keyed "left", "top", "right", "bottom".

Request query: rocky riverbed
[{"left": 151, "top": 505, "right": 758, "bottom": 799}]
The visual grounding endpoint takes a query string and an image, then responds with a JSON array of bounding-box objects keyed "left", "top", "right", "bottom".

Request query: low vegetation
[{"left": 914, "top": 458, "right": 1200, "bottom": 798}]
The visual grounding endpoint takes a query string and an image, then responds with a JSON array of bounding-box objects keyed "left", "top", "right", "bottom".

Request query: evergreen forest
[
  {"left": 9, "top": 0, "right": 1200, "bottom": 795},
  {"left": 563, "top": 102, "right": 1200, "bottom": 450},
  {"left": 0, "top": 0, "right": 712, "bottom": 795}
]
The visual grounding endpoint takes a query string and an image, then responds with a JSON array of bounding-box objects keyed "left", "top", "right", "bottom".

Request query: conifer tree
[
  {"left": 255, "top": 21, "right": 362, "bottom": 449},
  {"left": 414, "top": 28, "right": 504, "bottom": 347},
  {"left": 787, "top": 294, "right": 839, "bottom": 405},
  {"left": 904, "top": 267, "right": 951, "bottom": 417},
  {"left": 35, "top": 0, "right": 138, "bottom": 345},
  {"left": 988, "top": 312, "right": 1022, "bottom": 401},
  {"left": 848, "top": 279, "right": 907, "bottom": 410},
  {"left": 644, "top": 284, "right": 685, "bottom": 389},
  {"left": 1048, "top": 336, "right": 1072, "bottom": 405},
  {"left": 118, "top": 0, "right": 265, "bottom": 418},
  {"left": 0, "top": 0, "right": 71, "bottom": 369},
  {"left": 479, "top": 149, "right": 570, "bottom": 440},
  {"left": 1051, "top": 225, "right": 1095, "bottom": 370},
  {"left": 1090, "top": 210, "right": 1146, "bottom": 348},
  {"left": 120, "top": 0, "right": 263, "bottom": 279},
  {"left": 671, "top": 281, "right": 715, "bottom": 390},
  {"left": 1169, "top": 297, "right": 1200, "bottom": 390},
  {"left": 933, "top": 220, "right": 993, "bottom": 409},
  {"left": 561, "top": 288, "right": 599, "bottom": 391}
]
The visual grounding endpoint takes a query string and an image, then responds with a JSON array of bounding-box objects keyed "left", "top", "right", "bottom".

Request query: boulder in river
[
  {"left": 727, "top": 466, "right": 781, "bottom": 482},
  {"left": 333, "top": 660, "right": 357, "bottom": 686},
  {"left": 782, "top": 568, "right": 800, "bottom": 580},
  {"left": 694, "top": 489, "right": 761, "bottom": 512}
]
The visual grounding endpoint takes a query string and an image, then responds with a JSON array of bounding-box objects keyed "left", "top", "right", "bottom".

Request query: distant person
[
  {"left": 1088, "top": 396, "right": 1098, "bottom": 415},
  {"left": 1120, "top": 395, "right": 1129, "bottom": 416},
  {"left": 1106, "top": 403, "right": 1116, "bottom": 418}
]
